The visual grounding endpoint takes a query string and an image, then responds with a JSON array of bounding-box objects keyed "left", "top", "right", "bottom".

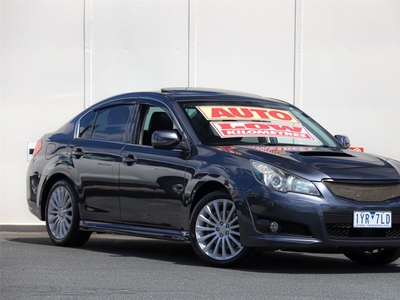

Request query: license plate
[{"left": 353, "top": 211, "right": 392, "bottom": 228}]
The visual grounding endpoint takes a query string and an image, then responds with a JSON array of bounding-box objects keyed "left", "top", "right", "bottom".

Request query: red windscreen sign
[
  {"left": 210, "top": 121, "right": 315, "bottom": 141},
  {"left": 197, "top": 106, "right": 299, "bottom": 123}
]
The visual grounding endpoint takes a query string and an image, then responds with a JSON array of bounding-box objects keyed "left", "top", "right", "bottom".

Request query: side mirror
[
  {"left": 334, "top": 135, "right": 351, "bottom": 149},
  {"left": 151, "top": 130, "right": 181, "bottom": 149}
]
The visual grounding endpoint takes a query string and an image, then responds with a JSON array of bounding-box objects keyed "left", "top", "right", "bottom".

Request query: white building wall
[
  {"left": 1, "top": 0, "right": 85, "bottom": 224},
  {"left": 89, "top": 0, "right": 189, "bottom": 102},
  {"left": 1, "top": 0, "right": 399, "bottom": 225},
  {"left": 300, "top": 0, "right": 400, "bottom": 159},
  {"left": 194, "top": 0, "right": 296, "bottom": 100}
]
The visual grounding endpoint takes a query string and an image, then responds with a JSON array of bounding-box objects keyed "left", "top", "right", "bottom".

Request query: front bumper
[{"left": 237, "top": 182, "right": 400, "bottom": 251}]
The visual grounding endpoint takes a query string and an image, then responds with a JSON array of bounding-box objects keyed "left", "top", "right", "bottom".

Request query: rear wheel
[
  {"left": 190, "top": 190, "right": 253, "bottom": 267},
  {"left": 343, "top": 248, "right": 400, "bottom": 265},
  {"left": 45, "top": 180, "right": 91, "bottom": 247}
]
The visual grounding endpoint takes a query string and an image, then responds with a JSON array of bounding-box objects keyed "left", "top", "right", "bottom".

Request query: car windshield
[{"left": 180, "top": 101, "right": 338, "bottom": 147}]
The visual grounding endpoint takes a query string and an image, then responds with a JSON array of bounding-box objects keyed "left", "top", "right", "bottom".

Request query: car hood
[{"left": 215, "top": 145, "right": 400, "bottom": 181}]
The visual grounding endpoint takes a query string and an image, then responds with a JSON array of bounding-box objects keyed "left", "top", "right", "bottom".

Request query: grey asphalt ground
[{"left": 1, "top": 231, "right": 399, "bottom": 300}]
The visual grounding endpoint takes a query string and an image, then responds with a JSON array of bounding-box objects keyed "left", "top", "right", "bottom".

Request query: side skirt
[{"left": 80, "top": 220, "right": 190, "bottom": 241}]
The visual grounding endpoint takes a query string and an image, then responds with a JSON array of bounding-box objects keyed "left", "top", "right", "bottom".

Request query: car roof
[
  {"left": 92, "top": 87, "right": 289, "bottom": 110},
  {"left": 161, "top": 87, "right": 261, "bottom": 98},
  {"left": 161, "top": 87, "right": 287, "bottom": 104},
  {"left": 62, "top": 88, "right": 293, "bottom": 136}
]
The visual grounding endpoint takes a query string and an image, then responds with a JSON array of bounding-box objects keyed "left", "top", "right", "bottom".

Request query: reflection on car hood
[{"left": 215, "top": 146, "right": 400, "bottom": 181}]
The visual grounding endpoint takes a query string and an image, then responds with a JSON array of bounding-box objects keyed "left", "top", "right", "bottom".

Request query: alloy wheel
[
  {"left": 194, "top": 198, "right": 243, "bottom": 260},
  {"left": 47, "top": 186, "right": 73, "bottom": 240}
]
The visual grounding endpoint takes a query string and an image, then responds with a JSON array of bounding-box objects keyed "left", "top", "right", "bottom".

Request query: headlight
[{"left": 251, "top": 160, "right": 320, "bottom": 196}]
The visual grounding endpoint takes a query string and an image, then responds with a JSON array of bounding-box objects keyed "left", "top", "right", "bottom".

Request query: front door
[{"left": 119, "top": 103, "right": 187, "bottom": 229}]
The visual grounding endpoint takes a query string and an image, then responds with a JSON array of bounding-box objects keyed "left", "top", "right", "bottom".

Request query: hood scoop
[{"left": 298, "top": 151, "right": 353, "bottom": 157}]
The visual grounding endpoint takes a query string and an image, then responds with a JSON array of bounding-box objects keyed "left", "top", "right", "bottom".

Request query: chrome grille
[{"left": 323, "top": 181, "right": 400, "bottom": 202}]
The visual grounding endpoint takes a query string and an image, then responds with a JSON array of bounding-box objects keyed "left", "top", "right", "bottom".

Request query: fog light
[{"left": 270, "top": 221, "right": 279, "bottom": 233}]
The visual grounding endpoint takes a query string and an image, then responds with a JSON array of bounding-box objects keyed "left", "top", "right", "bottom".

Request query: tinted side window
[
  {"left": 91, "top": 105, "right": 132, "bottom": 142},
  {"left": 79, "top": 111, "right": 96, "bottom": 139}
]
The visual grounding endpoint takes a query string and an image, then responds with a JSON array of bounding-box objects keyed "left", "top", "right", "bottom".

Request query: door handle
[
  {"left": 122, "top": 154, "right": 137, "bottom": 166},
  {"left": 72, "top": 148, "right": 84, "bottom": 159}
]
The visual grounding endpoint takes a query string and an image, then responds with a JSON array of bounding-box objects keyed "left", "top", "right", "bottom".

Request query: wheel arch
[
  {"left": 39, "top": 173, "right": 76, "bottom": 221},
  {"left": 189, "top": 181, "right": 230, "bottom": 217}
]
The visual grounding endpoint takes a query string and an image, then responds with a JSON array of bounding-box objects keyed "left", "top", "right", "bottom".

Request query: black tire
[
  {"left": 45, "top": 180, "right": 91, "bottom": 247},
  {"left": 189, "top": 190, "right": 253, "bottom": 267},
  {"left": 343, "top": 248, "right": 400, "bottom": 265}
]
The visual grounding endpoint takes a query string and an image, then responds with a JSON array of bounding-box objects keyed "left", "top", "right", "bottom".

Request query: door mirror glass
[
  {"left": 334, "top": 135, "right": 351, "bottom": 149},
  {"left": 152, "top": 130, "right": 181, "bottom": 149}
]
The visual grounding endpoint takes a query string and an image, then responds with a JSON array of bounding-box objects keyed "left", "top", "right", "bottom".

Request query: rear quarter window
[{"left": 79, "top": 111, "right": 96, "bottom": 139}]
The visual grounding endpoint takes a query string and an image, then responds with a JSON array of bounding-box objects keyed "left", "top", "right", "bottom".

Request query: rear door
[{"left": 69, "top": 103, "right": 135, "bottom": 223}]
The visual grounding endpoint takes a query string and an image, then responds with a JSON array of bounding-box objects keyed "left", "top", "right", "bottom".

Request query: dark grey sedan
[{"left": 27, "top": 88, "right": 400, "bottom": 267}]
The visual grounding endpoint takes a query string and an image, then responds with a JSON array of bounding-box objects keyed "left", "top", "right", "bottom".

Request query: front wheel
[
  {"left": 343, "top": 248, "right": 400, "bottom": 265},
  {"left": 45, "top": 180, "right": 91, "bottom": 247},
  {"left": 190, "top": 190, "right": 253, "bottom": 267}
]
